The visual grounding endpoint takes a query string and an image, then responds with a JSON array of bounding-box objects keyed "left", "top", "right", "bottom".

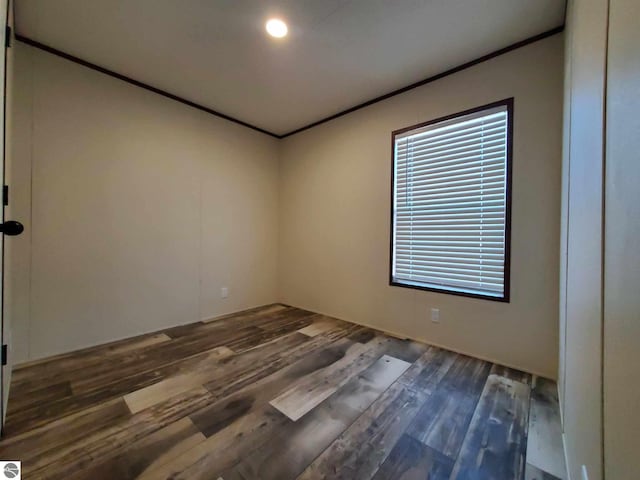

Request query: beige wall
[
  {"left": 558, "top": 0, "right": 607, "bottom": 478},
  {"left": 279, "top": 35, "right": 563, "bottom": 379},
  {"left": 604, "top": 0, "right": 640, "bottom": 477},
  {"left": 9, "top": 43, "right": 280, "bottom": 362}
]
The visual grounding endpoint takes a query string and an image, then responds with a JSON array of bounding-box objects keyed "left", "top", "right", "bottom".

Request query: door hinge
[
  {"left": 3, "top": 185, "right": 8, "bottom": 206},
  {"left": 1, "top": 345, "right": 7, "bottom": 366},
  {"left": 5, "top": 26, "right": 11, "bottom": 48}
]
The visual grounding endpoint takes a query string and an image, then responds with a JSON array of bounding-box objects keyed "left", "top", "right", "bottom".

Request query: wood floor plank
[
  {"left": 4, "top": 383, "right": 137, "bottom": 436},
  {"left": 225, "top": 325, "right": 305, "bottom": 354},
  {"left": 298, "top": 347, "right": 457, "bottom": 480},
  {"left": 21, "top": 387, "right": 215, "bottom": 479},
  {"left": 161, "top": 305, "right": 298, "bottom": 343},
  {"left": 322, "top": 322, "right": 366, "bottom": 341},
  {"left": 346, "top": 328, "right": 377, "bottom": 344},
  {"left": 405, "top": 354, "right": 492, "bottom": 458},
  {"left": 201, "top": 332, "right": 346, "bottom": 404},
  {"left": 298, "top": 318, "right": 341, "bottom": 337},
  {"left": 269, "top": 337, "right": 389, "bottom": 421},
  {"left": 257, "top": 312, "right": 316, "bottom": 333},
  {"left": 5, "top": 343, "right": 237, "bottom": 434},
  {"left": 10, "top": 307, "right": 309, "bottom": 399},
  {"left": 0, "top": 398, "right": 132, "bottom": 463},
  {"left": 140, "top": 339, "right": 363, "bottom": 479},
  {"left": 180, "top": 305, "right": 297, "bottom": 338},
  {"left": 298, "top": 383, "right": 424, "bottom": 480},
  {"left": 10, "top": 323, "right": 261, "bottom": 402},
  {"left": 79, "top": 328, "right": 308, "bottom": 404},
  {"left": 137, "top": 405, "right": 289, "bottom": 480},
  {"left": 123, "top": 346, "right": 234, "bottom": 413},
  {"left": 109, "top": 333, "right": 172, "bottom": 352},
  {"left": 490, "top": 363, "right": 533, "bottom": 385},
  {"left": 449, "top": 374, "right": 531, "bottom": 480},
  {"left": 28, "top": 330, "right": 304, "bottom": 430},
  {"left": 71, "top": 326, "right": 260, "bottom": 390},
  {"left": 10, "top": 332, "right": 171, "bottom": 381},
  {"left": 65, "top": 417, "right": 206, "bottom": 480},
  {"left": 192, "top": 338, "right": 356, "bottom": 437},
  {"left": 2, "top": 305, "right": 557, "bottom": 480},
  {"left": 149, "top": 353, "right": 409, "bottom": 480},
  {"left": 162, "top": 322, "right": 206, "bottom": 339},
  {"left": 68, "top": 308, "right": 313, "bottom": 392},
  {"left": 5, "top": 381, "right": 73, "bottom": 415},
  {"left": 526, "top": 377, "right": 566, "bottom": 479},
  {"left": 226, "top": 355, "right": 411, "bottom": 480},
  {"left": 371, "top": 434, "right": 455, "bottom": 480},
  {"left": 398, "top": 346, "right": 458, "bottom": 393},
  {"left": 201, "top": 303, "right": 290, "bottom": 324},
  {"left": 380, "top": 337, "right": 430, "bottom": 363}
]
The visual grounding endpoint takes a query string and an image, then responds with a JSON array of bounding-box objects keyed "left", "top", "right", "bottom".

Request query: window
[{"left": 390, "top": 99, "right": 513, "bottom": 301}]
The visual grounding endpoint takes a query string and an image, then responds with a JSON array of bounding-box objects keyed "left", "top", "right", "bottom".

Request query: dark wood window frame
[{"left": 389, "top": 98, "right": 514, "bottom": 303}]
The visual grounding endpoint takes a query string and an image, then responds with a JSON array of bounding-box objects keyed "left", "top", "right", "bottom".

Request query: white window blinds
[{"left": 391, "top": 102, "right": 511, "bottom": 300}]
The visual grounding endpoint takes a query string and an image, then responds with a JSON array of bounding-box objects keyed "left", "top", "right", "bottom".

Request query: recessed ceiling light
[{"left": 266, "top": 18, "right": 288, "bottom": 38}]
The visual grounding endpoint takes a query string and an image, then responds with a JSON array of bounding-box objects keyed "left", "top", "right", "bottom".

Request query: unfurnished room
[{"left": 0, "top": 1, "right": 637, "bottom": 479}]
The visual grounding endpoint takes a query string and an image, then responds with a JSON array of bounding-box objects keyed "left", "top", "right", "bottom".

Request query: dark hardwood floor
[{"left": 0, "top": 304, "right": 564, "bottom": 479}]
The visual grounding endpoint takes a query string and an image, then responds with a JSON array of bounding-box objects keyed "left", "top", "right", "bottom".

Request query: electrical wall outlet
[
  {"left": 431, "top": 308, "right": 440, "bottom": 323},
  {"left": 221, "top": 287, "right": 228, "bottom": 299}
]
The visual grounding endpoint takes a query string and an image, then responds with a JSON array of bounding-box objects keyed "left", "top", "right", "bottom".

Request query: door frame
[{"left": 1, "top": 0, "right": 11, "bottom": 432}]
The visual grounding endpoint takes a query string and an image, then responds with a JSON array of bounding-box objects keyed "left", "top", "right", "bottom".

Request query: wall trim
[
  {"left": 15, "top": 26, "right": 563, "bottom": 139},
  {"left": 14, "top": 34, "right": 280, "bottom": 138},
  {"left": 281, "top": 26, "right": 564, "bottom": 138}
]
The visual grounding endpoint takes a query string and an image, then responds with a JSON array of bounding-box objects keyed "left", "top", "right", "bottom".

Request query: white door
[
  {"left": 1, "top": 0, "right": 24, "bottom": 431},
  {"left": 0, "top": 0, "right": 8, "bottom": 428}
]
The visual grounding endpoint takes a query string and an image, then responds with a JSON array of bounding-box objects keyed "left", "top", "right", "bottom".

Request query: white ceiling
[{"left": 16, "top": 0, "right": 565, "bottom": 136}]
